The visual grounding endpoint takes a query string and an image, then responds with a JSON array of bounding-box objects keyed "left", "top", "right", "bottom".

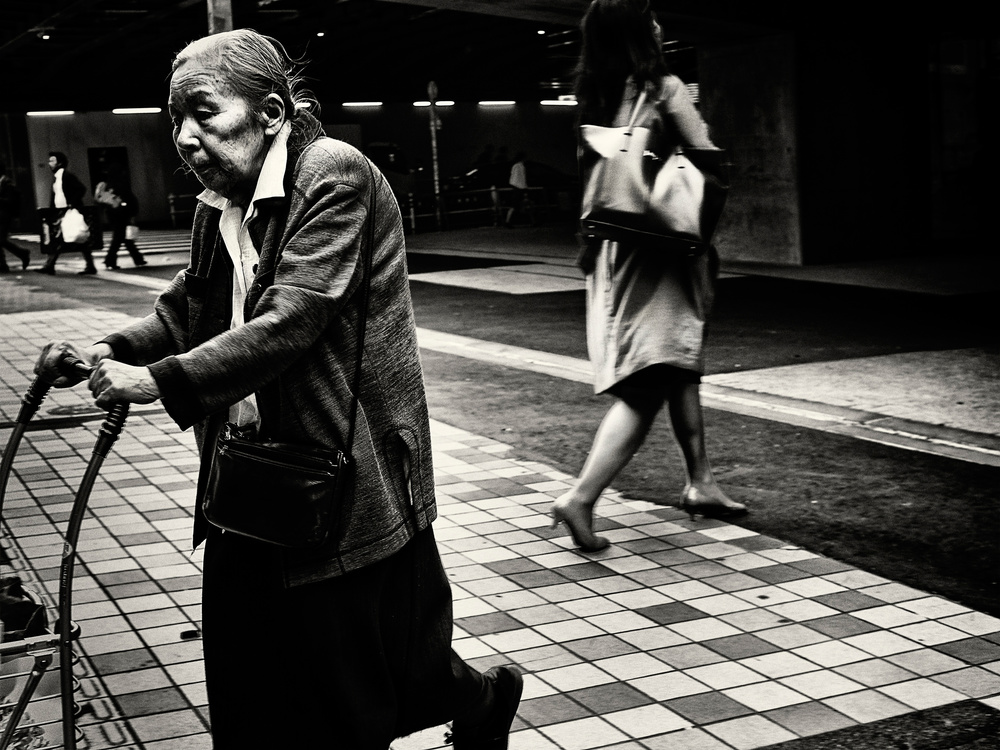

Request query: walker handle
[
  {"left": 13, "top": 353, "right": 90, "bottom": 424},
  {"left": 57, "top": 354, "right": 93, "bottom": 382}
]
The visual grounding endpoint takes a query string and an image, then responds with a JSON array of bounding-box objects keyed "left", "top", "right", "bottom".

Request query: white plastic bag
[
  {"left": 125, "top": 224, "right": 140, "bottom": 241},
  {"left": 60, "top": 208, "right": 90, "bottom": 244}
]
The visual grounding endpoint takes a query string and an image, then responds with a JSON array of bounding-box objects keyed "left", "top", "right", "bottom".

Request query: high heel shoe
[
  {"left": 679, "top": 489, "right": 748, "bottom": 521},
  {"left": 550, "top": 502, "right": 610, "bottom": 552}
]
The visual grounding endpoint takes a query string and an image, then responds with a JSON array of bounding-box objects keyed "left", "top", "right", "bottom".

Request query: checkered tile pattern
[{"left": 2, "top": 309, "right": 999, "bottom": 750}]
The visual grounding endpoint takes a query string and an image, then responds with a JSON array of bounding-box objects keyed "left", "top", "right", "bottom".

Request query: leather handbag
[
  {"left": 204, "top": 423, "right": 353, "bottom": 549},
  {"left": 203, "top": 160, "right": 377, "bottom": 549},
  {"left": 579, "top": 89, "right": 730, "bottom": 254}
]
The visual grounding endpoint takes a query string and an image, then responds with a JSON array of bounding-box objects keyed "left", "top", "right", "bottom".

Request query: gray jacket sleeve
[{"left": 146, "top": 144, "right": 367, "bottom": 430}]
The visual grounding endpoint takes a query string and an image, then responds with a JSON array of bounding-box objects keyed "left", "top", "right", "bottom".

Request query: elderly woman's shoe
[
  {"left": 679, "top": 486, "right": 747, "bottom": 521},
  {"left": 447, "top": 666, "right": 523, "bottom": 749},
  {"left": 550, "top": 498, "right": 610, "bottom": 552}
]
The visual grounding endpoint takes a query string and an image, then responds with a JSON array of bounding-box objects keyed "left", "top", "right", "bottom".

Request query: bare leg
[
  {"left": 551, "top": 394, "right": 660, "bottom": 550},
  {"left": 665, "top": 380, "right": 745, "bottom": 515}
]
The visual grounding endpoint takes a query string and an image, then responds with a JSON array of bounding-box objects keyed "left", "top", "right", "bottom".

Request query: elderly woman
[{"left": 35, "top": 30, "right": 520, "bottom": 750}]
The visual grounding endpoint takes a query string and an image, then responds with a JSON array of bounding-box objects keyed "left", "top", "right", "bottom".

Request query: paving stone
[{"left": 3, "top": 305, "right": 998, "bottom": 750}]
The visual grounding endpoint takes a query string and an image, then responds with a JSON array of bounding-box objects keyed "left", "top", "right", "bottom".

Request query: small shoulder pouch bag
[
  {"left": 203, "top": 162, "right": 377, "bottom": 550},
  {"left": 579, "top": 89, "right": 731, "bottom": 254}
]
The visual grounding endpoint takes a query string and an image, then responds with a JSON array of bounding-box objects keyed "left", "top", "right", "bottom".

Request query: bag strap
[
  {"left": 627, "top": 89, "right": 648, "bottom": 130},
  {"left": 344, "top": 159, "right": 377, "bottom": 453},
  {"left": 257, "top": 158, "right": 378, "bottom": 451}
]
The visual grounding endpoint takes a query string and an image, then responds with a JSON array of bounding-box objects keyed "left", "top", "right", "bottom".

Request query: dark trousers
[
  {"left": 42, "top": 239, "right": 95, "bottom": 271},
  {"left": 104, "top": 210, "right": 143, "bottom": 267},
  {"left": 201, "top": 525, "right": 485, "bottom": 749},
  {"left": 0, "top": 219, "right": 30, "bottom": 270},
  {"left": 41, "top": 209, "right": 95, "bottom": 271}
]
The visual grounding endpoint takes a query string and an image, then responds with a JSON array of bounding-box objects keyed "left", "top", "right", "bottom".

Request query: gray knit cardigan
[{"left": 103, "top": 129, "right": 437, "bottom": 586}]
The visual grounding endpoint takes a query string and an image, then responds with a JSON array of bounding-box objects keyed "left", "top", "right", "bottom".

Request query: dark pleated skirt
[{"left": 201, "top": 524, "right": 481, "bottom": 749}]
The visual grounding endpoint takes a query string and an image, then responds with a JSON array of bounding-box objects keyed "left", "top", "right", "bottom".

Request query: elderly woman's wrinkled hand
[
  {"left": 88, "top": 360, "right": 161, "bottom": 409},
  {"left": 34, "top": 340, "right": 107, "bottom": 388}
]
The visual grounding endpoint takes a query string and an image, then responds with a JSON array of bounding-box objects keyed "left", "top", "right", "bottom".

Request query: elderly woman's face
[{"left": 168, "top": 54, "right": 267, "bottom": 205}]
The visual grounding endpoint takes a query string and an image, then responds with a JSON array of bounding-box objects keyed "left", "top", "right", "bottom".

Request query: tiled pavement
[{"left": 2, "top": 308, "right": 1000, "bottom": 750}]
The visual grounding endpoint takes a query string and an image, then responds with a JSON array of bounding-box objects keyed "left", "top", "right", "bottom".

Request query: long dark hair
[{"left": 574, "top": 0, "right": 669, "bottom": 126}]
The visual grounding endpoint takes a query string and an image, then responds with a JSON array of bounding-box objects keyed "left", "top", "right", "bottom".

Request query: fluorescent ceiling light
[
  {"left": 413, "top": 100, "right": 455, "bottom": 107},
  {"left": 540, "top": 99, "right": 577, "bottom": 106},
  {"left": 478, "top": 100, "right": 515, "bottom": 106},
  {"left": 26, "top": 110, "right": 74, "bottom": 117},
  {"left": 112, "top": 107, "right": 162, "bottom": 114},
  {"left": 342, "top": 101, "right": 382, "bottom": 107}
]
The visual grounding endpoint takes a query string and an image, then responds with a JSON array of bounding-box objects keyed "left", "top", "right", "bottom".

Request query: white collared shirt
[
  {"left": 198, "top": 122, "right": 291, "bottom": 427},
  {"left": 52, "top": 168, "right": 67, "bottom": 209}
]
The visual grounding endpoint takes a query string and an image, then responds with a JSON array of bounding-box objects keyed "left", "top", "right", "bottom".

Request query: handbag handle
[
  {"left": 626, "top": 89, "right": 648, "bottom": 130},
  {"left": 617, "top": 89, "right": 649, "bottom": 152}
]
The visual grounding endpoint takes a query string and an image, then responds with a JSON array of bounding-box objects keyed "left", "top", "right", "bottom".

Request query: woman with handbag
[
  {"left": 34, "top": 30, "right": 521, "bottom": 750},
  {"left": 95, "top": 172, "right": 146, "bottom": 269},
  {"left": 550, "top": 0, "right": 747, "bottom": 551}
]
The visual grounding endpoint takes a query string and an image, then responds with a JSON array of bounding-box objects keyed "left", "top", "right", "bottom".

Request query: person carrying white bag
[{"left": 36, "top": 151, "right": 98, "bottom": 275}]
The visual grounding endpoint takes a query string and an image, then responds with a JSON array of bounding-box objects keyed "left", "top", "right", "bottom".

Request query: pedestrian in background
[
  {"left": 550, "top": 0, "right": 746, "bottom": 552},
  {"left": 95, "top": 170, "right": 146, "bottom": 269},
  {"left": 504, "top": 151, "right": 535, "bottom": 227},
  {"left": 36, "top": 151, "right": 98, "bottom": 275},
  {"left": 34, "top": 29, "right": 521, "bottom": 750},
  {"left": 0, "top": 164, "right": 31, "bottom": 272}
]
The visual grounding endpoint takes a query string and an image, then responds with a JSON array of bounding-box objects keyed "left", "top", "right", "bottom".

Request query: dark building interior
[{"left": 1, "top": 0, "right": 995, "bottom": 265}]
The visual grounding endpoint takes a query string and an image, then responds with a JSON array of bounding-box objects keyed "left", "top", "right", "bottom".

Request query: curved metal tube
[
  {"left": 0, "top": 355, "right": 126, "bottom": 750},
  {"left": 0, "top": 648, "right": 55, "bottom": 749},
  {"left": 0, "top": 377, "right": 52, "bottom": 523},
  {"left": 57, "top": 401, "right": 129, "bottom": 750},
  {"left": 58, "top": 401, "right": 129, "bottom": 747},
  {"left": 1, "top": 357, "right": 88, "bottom": 524}
]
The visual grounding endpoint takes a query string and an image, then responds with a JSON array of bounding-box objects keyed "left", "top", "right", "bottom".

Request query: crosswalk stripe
[{"left": 11, "top": 229, "right": 191, "bottom": 257}]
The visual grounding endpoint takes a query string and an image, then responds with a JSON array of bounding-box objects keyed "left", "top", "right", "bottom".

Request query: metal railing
[
  {"left": 167, "top": 185, "right": 575, "bottom": 233},
  {"left": 402, "top": 185, "right": 574, "bottom": 233}
]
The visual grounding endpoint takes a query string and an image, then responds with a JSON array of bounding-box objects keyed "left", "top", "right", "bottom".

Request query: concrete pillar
[
  {"left": 698, "top": 35, "right": 802, "bottom": 265},
  {"left": 699, "top": 32, "right": 936, "bottom": 265},
  {"left": 207, "top": 0, "right": 233, "bottom": 34}
]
